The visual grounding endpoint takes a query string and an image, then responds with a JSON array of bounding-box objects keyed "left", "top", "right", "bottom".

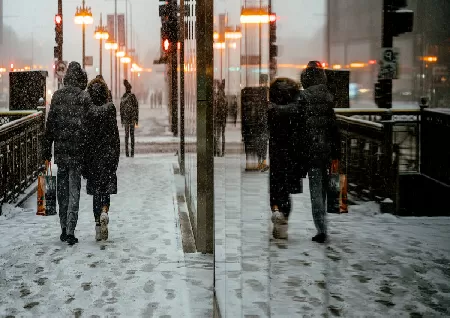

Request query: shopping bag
[
  {"left": 339, "top": 174, "right": 348, "bottom": 213},
  {"left": 327, "top": 160, "right": 340, "bottom": 214},
  {"left": 36, "top": 162, "right": 57, "bottom": 216}
]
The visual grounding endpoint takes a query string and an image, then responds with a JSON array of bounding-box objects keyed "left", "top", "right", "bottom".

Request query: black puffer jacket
[
  {"left": 299, "top": 84, "right": 341, "bottom": 166},
  {"left": 84, "top": 78, "right": 120, "bottom": 195},
  {"left": 43, "top": 61, "right": 91, "bottom": 165}
]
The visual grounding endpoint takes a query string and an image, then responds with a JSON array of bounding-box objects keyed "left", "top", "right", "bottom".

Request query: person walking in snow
[
  {"left": 84, "top": 77, "right": 120, "bottom": 241},
  {"left": 120, "top": 79, "right": 139, "bottom": 157},
  {"left": 269, "top": 62, "right": 341, "bottom": 243},
  {"left": 43, "top": 61, "right": 90, "bottom": 245},
  {"left": 268, "top": 77, "right": 308, "bottom": 240}
]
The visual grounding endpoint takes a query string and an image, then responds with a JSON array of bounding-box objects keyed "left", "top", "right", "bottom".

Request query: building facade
[{"left": 328, "top": 0, "right": 450, "bottom": 106}]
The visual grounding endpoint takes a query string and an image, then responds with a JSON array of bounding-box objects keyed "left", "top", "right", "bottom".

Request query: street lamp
[
  {"left": 75, "top": 0, "right": 93, "bottom": 69},
  {"left": 94, "top": 14, "right": 109, "bottom": 76},
  {"left": 116, "top": 51, "right": 125, "bottom": 95},
  {"left": 105, "top": 41, "right": 118, "bottom": 90}
]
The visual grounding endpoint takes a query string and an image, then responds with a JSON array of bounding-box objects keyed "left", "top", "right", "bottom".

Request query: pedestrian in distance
[
  {"left": 120, "top": 79, "right": 139, "bottom": 157},
  {"left": 43, "top": 61, "right": 91, "bottom": 246},
  {"left": 268, "top": 77, "right": 308, "bottom": 240},
  {"left": 84, "top": 77, "right": 120, "bottom": 241}
]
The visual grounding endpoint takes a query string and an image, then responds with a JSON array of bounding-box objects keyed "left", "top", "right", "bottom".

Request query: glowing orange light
[
  {"left": 269, "top": 14, "right": 276, "bottom": 22},
  {"left": 55, "top": 15, "right": 62, "bottom": 24},
  {"left": 163, "top": 39, "right": 170, "bottom": 51},
  {"left": 368, "top": 60, "right": 377, "bottom": 65}
]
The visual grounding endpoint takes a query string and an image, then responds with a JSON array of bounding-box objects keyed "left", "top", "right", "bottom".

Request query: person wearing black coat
[
  {"left": 43, "top": 61, "right": 91, "bottom": 245},
  {"left": 120, "top": 79, "right": 139, "bottom": 157},
  {"left": 300, "top": 62, "right": 341, "bottom": 243},
  {"left": 268, "top": 63, "right": 341, "bottom": 243},
  {"left": 85, "top": 77, "right": 120, "bottom": 241},
  {"left": 268, "top": 78, "right": 308, "bottom": 240}
]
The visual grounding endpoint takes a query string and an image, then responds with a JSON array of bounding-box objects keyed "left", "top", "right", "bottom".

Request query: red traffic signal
[{"left": 55, "top": 14, "right": 62, "bottom": 24}]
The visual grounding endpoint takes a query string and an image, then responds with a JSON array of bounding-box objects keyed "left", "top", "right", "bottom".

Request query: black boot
[
  {"left": 312, "top": 233, "right": 327, "bottom": 244},
  {"left": 60, "top": 228, "right": 67, "bottom": 242},
  {"left": 66, "top": 235, "right": 79, "bottom": 245}
]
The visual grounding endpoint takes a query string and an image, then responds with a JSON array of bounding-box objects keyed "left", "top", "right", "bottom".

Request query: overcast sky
[{"left": 3, "top": 0, "right": 325, "bottom": 71}]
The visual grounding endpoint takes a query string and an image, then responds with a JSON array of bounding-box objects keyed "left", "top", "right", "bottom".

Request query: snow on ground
[
  {"left": 213, "top": 156, "right": 450, "bottom": 317},
  {"left": 0, "top": 155, "right": 212, "bottom": 317}
]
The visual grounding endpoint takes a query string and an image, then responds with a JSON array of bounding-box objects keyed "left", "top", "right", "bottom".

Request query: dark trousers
[
  {"left": 124, "top": 123, "right": 135, "bottom": 156},
  {"left": 93, "top": 194, "right": 110, "bottom": 223},
  {"left": 57, "top": 164, "right": 82, "bottom": 235},
  {"left": 308, "top": 165, "right": 329, "bottom": 235},
  {"left": 270, "top": 191, "right": 292, "bottom": 219}
]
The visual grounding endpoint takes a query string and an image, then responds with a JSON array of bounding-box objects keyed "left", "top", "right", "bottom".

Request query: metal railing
[
  {"left": 336, "top": 108, "right": 421, "bottom": 173},
  {"left": 0, "top": 111, "right": 45, "bottom": 214}
]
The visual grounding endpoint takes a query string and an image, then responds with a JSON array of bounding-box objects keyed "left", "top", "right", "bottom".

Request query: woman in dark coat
[
  {"left": 268, "top": 77, "right": 308, "bottom": 239},
  {"left": 85, "top": 77, "right": 120, "bottom": 241}
]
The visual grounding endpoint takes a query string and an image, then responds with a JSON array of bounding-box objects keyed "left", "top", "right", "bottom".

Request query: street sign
[
  {"left": 84, "top": 56, "right": 93, "bottom": 67},
  {"left": 379, "top": 48, "right": 399, "bottom": 80},
  {"left": 55, "top": 61, "right": 67, "bottom": 78}
]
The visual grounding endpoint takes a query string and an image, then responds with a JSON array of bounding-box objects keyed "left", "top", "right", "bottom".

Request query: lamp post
[
  {"left": 116, "top": 50, "right": 125, "bottom": 96},
  {"left": 94, "top": 14, "right": 109, "bottom": 76},
  {"left": 105, "top": 41, "right": 118, "bottom": 90},
  {"left": 75, "top": 0, "right": 93, "bottom": 69}
]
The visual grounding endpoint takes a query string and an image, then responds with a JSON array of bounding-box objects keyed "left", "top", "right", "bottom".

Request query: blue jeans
[
  {"left": 308, "top": 166, "right": 328, "bottom": 235},
  {"left": 57, "top": 165, "right": 82, "bottom": 236}
]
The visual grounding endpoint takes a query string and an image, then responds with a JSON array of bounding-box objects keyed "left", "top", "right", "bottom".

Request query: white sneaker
[
  {"left": 100, "top": 212, "right": 109, "bottom": 241},
  {"left": 271, "top": 210, "right": 288, "bottom": 239},
  {"left": 95, "top": 225, "right": 101, "bottom": 241}
]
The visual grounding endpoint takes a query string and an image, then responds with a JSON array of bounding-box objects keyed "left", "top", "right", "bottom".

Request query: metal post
[
  {"left": 196, "top": 0, "right": 214, "bottom": 254},
  {"left": 100, "top": 38, "right": 103, "bottom": 75},
  {"left": 258, "top": 0, "right": 262, "bottom": 85},
  {"left": 326, "top": 0, "right": 331, "bottom": 65},
  {"left": 58, "top": 0, "right": 63, "bottom": 89},
  {"left": 110, "top": 49, "right": 113, "bottom": 89},
  {"left": 180, "top": 0, "right": 185, "bottom": 175},
  {"left": 82, "top": 23, "right": 86, "bottom": 69},
  {"left": 380, "top": 0, "right": 393, "bottom": 109},
  {"left": 115, "top": 0, "right": 118, "bottom": 100}
]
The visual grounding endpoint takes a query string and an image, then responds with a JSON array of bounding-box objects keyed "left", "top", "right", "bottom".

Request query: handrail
[
  {"left": 0, "top": 110, "right": 38, "bottom": 116},
  {"left": 336, "top": 114, "right": 383, "bottom": 129},
  {"left": 0, "top": 112, "right": 43, "bottom": 132},
  {"left": 335, "top": 108, "right": 420, "bottom": 116}
]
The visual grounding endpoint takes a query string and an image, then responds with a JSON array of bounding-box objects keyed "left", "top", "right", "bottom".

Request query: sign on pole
[
  {"left": 107, "top": 14, "right": 115, "bottom": 41},
  {"left": 117, "top": 14, "right": 125, "bottom": 47},
  {"left": 379, "top": 47, "right": 399, "bottom": 80},
  {"left": 84, "top": 56, "right": 93, "bottom": 67}
]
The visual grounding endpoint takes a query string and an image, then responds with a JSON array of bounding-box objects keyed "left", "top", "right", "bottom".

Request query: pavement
[
  {"left": 214, "top": 154, "right": 450, "bottom": 317},
  {"left": 0, "top": 155, "right": 213, "bottom": 317}
]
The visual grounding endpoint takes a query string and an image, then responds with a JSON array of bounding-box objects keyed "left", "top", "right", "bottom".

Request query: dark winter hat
[
  {"left": 269, "top": 77, "right": 300, "bottom": 105},
  {"left": 64, "top": 61, "right": 87, "bottom": 89},
  {"left": 87, "top": 77, "right": 109, "bottom": 106},
  {"left": 96, "top": 74, "right": 104, "bottom": 81},
  {"left": 300, "top": 60, "right": 327, "bottom": 89},
  {"left": 123, "top": 79, "right": 132, "bottom": 91}
]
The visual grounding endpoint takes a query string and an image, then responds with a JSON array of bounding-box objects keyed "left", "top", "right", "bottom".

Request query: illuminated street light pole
[
  {"left": 105, "top": 41, "right": 118, "bottom": 89},
  {"left": 116, "top": 50, "right": 125, "bottom": 96},
  {"left": 75, "top": 0, "right": 93, "bottom": 69},
  {"left": 94, "top": 14, "right": 110, "bottom": 76}
]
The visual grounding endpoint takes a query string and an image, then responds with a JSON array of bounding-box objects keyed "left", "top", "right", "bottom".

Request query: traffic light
[
  {"left": 386, "top": 0, "right": 414, "bottom": 37},
  {"left": 54, "top": 14, "right": 63, "bottom": 45}
]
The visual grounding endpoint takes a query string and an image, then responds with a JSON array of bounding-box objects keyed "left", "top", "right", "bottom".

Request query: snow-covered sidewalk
[
  {"left": 214, "top": 155, "right": 450, "bottom": 317},
  {"left": 0, "top": 155, "right": 212, "bottom": 317}
]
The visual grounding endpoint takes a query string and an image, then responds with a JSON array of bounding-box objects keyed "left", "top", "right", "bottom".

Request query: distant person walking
[
  {"left": 120, "top": 79, "right": 139, "bottom": 157},
  {"left": 84, "top": 77, "right": 120, "bottom": 241},
  {"left": 43, "top": 61, "right": 90, "bottom": 245}
]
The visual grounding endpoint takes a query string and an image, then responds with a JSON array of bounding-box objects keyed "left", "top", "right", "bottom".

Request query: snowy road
[{"left": 0, "top": 156, "right": 212, "bottom": 317}]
